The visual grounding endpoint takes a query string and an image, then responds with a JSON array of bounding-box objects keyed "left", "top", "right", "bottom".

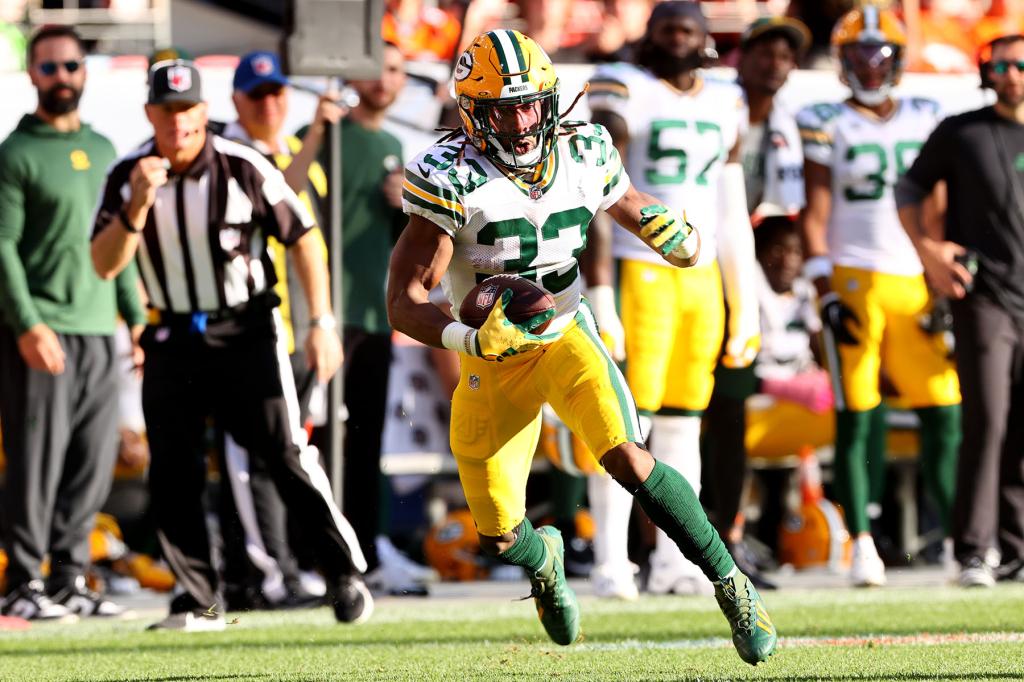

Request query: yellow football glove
[
  {"left": 475, "top": 290, "right": 559, "bottom": 362},
  {"left": 639, "top": 204, "right": 698, "bottom": 266}
]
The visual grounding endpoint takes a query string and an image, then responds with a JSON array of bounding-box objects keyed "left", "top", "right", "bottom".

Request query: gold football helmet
[
  {"left": 832, "top": 5, "right": 907, "bottom": 106},
  {"left": 452, "top": 29, "right": 559, "bottom": 171}
]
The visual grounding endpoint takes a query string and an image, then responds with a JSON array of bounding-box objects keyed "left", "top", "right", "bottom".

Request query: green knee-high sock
[
  {"left": 916, "top": 404, "right": 962, "bottom": 534},
  {"left": 497, "top": 518, "right": 550, "bottom": 574},
  {"left": 633, "top": 460, "right": 735, "bottom": 581},
  {"left": 834, "top": 410, "right": 874, "bottom": 535},
  {"left": 550, "top": 467, "right": 586, "bottom": 533},
  {"left": 866, "top": 402, "right": 889, "bottom": 510}
]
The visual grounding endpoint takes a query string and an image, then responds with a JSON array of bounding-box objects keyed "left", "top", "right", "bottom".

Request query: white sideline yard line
[{"left": 575, "top": 631, "right": 1024, "bottom": 652}]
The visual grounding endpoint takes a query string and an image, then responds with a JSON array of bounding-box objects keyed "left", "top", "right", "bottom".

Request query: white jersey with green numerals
[
  {"left": 587, "top": 63, "right": 745, "bottom": 267},
  {"left": 401, "top": 122, "right": 629, "bottom": 335},
  {"left": 796, "top": 98, "right": 942, "bottom": 276}
]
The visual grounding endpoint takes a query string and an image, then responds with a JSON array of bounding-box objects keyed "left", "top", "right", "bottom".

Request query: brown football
[{"left": 458, "top": 275, "right": 556, "bottom": 333}]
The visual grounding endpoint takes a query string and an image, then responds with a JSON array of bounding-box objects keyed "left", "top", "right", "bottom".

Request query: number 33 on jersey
[{"left": 401, "top": 122, "right": 629, "bottom": 335}]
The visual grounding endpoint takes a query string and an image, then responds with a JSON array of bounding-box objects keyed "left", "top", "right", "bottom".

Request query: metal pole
[{"left": 326, "top": 118, "right": 344, "bottom": 509}]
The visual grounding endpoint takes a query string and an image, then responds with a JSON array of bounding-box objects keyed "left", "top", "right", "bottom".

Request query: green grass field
[{"left": 2, "top": 583, "right": 1023, "bottom": 681}]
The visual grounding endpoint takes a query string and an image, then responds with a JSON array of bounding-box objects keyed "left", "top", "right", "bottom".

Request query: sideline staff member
[
  {"left": 91, "top": 60, "right": 371, "bottom": 629},
  {"left": 897, "top": 34, "right": 1024, "bottom": 587}
]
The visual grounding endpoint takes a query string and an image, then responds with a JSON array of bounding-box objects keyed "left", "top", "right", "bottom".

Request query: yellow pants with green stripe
[{"left": 451, "top": 305, "right": 642, "bottom": 536}]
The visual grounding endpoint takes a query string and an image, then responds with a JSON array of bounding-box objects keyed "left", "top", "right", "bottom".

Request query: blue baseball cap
[{"left": 233, "top": 51, "right": 289, "bottom": 93}]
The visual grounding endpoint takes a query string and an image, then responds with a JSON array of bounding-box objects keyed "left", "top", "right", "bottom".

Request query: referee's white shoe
[{"left": 0, "top": 580, "right": 78, "bottom": 622}]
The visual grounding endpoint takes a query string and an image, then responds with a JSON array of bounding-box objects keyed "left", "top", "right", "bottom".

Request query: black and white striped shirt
[{"left": 92, "top": 134, "right": 313, "bottom": 314}]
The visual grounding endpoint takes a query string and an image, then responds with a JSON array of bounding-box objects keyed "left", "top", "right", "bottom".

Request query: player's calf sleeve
[
  {"left": 649, "top": 415, "right": 704, "bottom": 571},
  {"left": 834, "top": 410, "right": 873, "bottom": 535},
  {"left": 496, "top": 517, "right": 549, "bottom": 574},
  {"left": 916, "top": 404, "right": 962, "bottom": 534},
  {"left": 633, "top": 460, "right": 736, "bottom": 581},
  {"left": 588, "top": 472, "right": 634, "bottom": 567}
]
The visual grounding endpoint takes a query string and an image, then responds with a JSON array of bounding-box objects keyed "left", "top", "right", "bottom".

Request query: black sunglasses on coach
[{"left": 37, "top": 60, "right": 83, "bottom": 76}]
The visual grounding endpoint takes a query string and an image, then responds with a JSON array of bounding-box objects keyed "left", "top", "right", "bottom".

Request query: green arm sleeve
[
  {"left": 114, "top": 259, "right": 146, "bottom": 327},
  {"left": 0, "top": 156, "right": 40, "bottom": 334}
]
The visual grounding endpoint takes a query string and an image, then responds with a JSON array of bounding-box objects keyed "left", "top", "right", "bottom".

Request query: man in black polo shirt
[
  {"left": 90, "top": 60, "right": 371, "bottom": 629},
  {"left": 897, "top": 34, "right": 1024, "bottom": 588}
]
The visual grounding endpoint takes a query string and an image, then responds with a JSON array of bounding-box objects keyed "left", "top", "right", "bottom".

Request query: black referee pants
[
  {"left": 140, "top": 309, "right": 365, "bottom": 613},
  {"left": 951, "top": 295, "right": 1024, "bottom": 565},
  {"left": 0, "top": 326, "right": 119, "bottom": 591}
]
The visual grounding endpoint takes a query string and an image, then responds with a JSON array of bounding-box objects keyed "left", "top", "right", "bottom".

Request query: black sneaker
[
  {"left": 1, "top": 580, "right": 76, "bottom": 621},
  {"left": 332, "top": 575, "right": 374, "bottom": 624},
  {"left": 51, "top": 576, "right": 127, "bottom": 617}
]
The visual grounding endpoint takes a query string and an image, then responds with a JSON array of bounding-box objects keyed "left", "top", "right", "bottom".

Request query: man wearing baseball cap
[
  {"left": 699, "top": 16, "right": 811, "bottom": 595},
  {"left": 92, "top": 58, "right": 373, "bottom": 631}
]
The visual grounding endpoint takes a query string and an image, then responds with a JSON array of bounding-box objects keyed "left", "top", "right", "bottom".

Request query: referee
[{"left": 90, "top": 60, "right": 371, "bottom": 630}]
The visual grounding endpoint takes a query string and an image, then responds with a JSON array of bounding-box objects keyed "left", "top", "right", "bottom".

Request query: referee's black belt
[{"left": 148, "top": 294, "right": 278, "bottom": 333}]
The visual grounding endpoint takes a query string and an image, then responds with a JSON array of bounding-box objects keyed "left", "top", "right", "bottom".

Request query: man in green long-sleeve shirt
[{"left": 0, "top": 25, "right": 144, "bottom": 621}]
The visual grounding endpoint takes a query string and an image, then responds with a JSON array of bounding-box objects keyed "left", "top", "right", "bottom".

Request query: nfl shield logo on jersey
[
  {"left": 529, "top": 185, "right": 543, "bottom": 200},
  {"left": 468, "top": 374, "right": 480, "bottom": 390},
  {"left": 167, "top": 66, "right": 192, "bottom": 92}
]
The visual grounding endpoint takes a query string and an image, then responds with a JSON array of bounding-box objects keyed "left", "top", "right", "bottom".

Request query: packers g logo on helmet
[
  {"left": 832, "top": 5, "right": 906, "bottom": 106},
  {"left": 452, "top": 29, "right": 560, "bottom": 172}
]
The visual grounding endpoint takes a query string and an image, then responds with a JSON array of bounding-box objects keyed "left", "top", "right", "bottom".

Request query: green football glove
[
  {"left": 639, "top": 204, "right": 698, "bottom": 266},
  {"left": 475, "top": 290, "right": 559, "bottom": 362}
]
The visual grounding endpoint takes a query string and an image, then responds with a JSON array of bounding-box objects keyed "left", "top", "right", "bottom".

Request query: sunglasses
[
  {"left": 37, "top": 60, "right": 83, "bottom": 76},
  {"left": 992, "top": 60, "right": 1024, "bottom": 75}
]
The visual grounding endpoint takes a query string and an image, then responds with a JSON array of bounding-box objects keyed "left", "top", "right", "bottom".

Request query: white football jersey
[
  {"left": 756, "top": 267, "right": 821, "bottom": 381},
  {"left": 797, "top": 98, "right": 942, "bottom": 276},
  {"left": 588, "top": 64, "right": 745, "bottom": 267},
  {"left": 402, "top": 122, "right": 629, "bottom": 334}
]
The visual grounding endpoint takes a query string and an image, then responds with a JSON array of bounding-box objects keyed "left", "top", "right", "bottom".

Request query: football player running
[
  {"left": 585, "top": 1, "right": 761, "bottom": 597},
  {"left": 387, "top": 29, "right": 776, "bottom": 665},
  {"left": 797, "top": 6, "right": 961, "bottom": 587}
]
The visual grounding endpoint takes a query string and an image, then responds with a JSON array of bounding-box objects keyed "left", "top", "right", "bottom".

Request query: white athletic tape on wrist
[
  {"left": 802, "top": 255, "right": 833, "bottom": 282},
  {"left": 672, "top": 224, "right": 699, "bottom": 260},
  {"left": 442, "top": 321, "right": 479, "bottom": 356}
]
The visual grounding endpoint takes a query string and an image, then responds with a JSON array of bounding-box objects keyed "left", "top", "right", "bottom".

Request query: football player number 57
[{"left": 645, "top": 119, "right": 724, "bottom": 187}]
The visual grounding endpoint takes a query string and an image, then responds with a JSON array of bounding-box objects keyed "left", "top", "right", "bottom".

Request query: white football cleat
[
  {"left": 590, "top": 562, "right": 639, "bottom": 601},
  {"left": 850, "top": 536, "right": 887, "bottom": 587}
]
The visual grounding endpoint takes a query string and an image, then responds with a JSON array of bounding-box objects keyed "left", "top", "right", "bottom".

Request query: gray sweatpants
[
  {"left": 0, "top": 326, "right": 119, "bottom": 590},
  {"left": 951, "top": 295, "right": 1024, "bottom": 565}
]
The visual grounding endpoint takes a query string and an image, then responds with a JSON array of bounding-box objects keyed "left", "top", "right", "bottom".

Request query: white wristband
[
  {"left": 441, "top": 321, "right": 479, "bottom": 356},
  {"left": 671, "top": 226, "right": 700, "bottom": 260},
  {"left": 802, "top": 255, "right": 833, "bottom": 282}
]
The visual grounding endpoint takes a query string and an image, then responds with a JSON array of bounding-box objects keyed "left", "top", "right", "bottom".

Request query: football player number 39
[
  {"left": 844, "top": 141, "right": 922, "bottom": 202},
  {"left": 477, "top": 207, "right": 593, "bottom": 293},
  {"left": 645, "top": 119, "right": 724, "bottom": 186}
]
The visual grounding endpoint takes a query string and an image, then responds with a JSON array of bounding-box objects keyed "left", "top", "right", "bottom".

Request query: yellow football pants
[
  {"left": 830, "top": 266, "right": 960, "bottom": 412},
  {"left": 620, "top": 259, "right": 725, "bottom": 414},
  {"left": 450, "top": 305, "right": 642, "bottom": 536}
]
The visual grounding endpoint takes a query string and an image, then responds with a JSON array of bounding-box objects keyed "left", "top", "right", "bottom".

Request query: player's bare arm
[
  {"left": 386, "top": 213, "right": 455, "bottom": 348},
  {"left": 800, "top": 159, "right": 833, "bottom": 298},
  {"left": 605, "top": 183, "right": 701, "bottom": 267}
]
